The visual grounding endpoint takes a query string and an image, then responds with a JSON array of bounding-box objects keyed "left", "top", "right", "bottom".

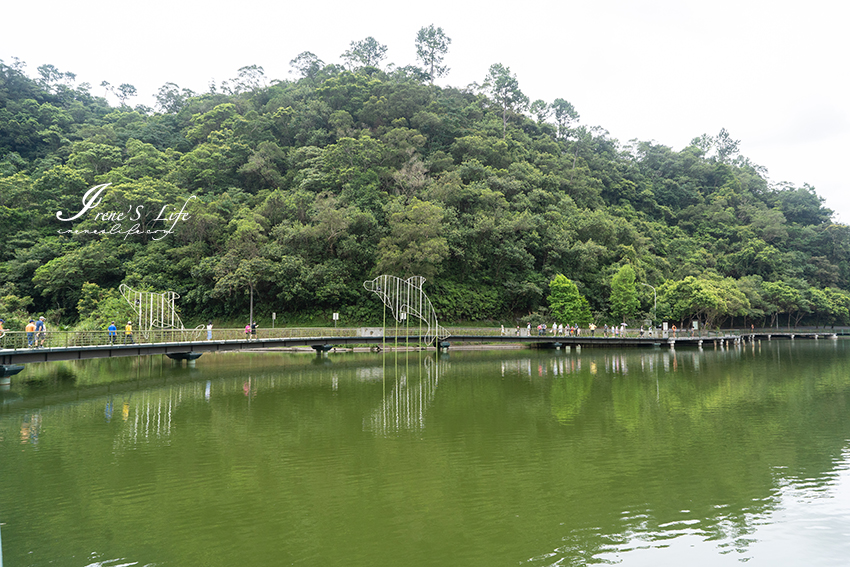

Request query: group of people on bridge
[
  {"left": 107, "top": 321, "right": 135, "bottom": 344},
  {"left": 499, "top": 322, "right": 660, "bottom": 338},
  {"left": 1, "top": 316, "right": 49, "bottom": 347}
]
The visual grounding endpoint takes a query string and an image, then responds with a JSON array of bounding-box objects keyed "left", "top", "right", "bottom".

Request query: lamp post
[{"left": 640, "top": 282, "right": 656, "bottom": 324}]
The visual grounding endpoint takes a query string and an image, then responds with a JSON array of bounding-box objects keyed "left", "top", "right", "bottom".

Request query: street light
[{"left": 640, "top": 282, "right": 656, "bottom": 324}]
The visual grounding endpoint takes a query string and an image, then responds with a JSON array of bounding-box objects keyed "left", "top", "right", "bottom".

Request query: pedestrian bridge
[{"left": 0, "top": 327, "right": 837, "bottom": 368}]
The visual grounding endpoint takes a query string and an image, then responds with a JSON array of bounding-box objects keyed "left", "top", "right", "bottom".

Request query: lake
[{"left": 2, "top": 339, "right": 850, "bottom": 566}]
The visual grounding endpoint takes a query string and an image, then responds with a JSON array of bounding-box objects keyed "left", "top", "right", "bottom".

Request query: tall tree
[
  {"left": 483, "top": 63, "right": 528, "bottom": 138},
  {"left": 548, "top": 274, "right": 592, "bottom": 326},
  {"left": 341, "top": 37, "right": 388, "bottom": 70},
  {"left": 116, "top": 83, "right": 137, "bottom": 107},
  {"left": 690, "top": 128, "right": 739, "bottom": 163},
  {"left": 529, "top": 100, "right": 551, "bottom": 123},
  {"left": 219, "top": 65, "right": 266, "bottom": 94},
  {"left": 155, "top": 82, "right": 195, "bottom": 114},
  {"left": 551, "top": 98, "right": 579, "bottom": 139},
  {"left": 289, "top": 51, "right": 325, "bottom": 79},
  {"left": 415, "top": 25, "right": 451, "bottom": 85},
  {"left": 36, "top": 64, "right": 75, "bottom": 93},
  {"left": 610, "top": 264, "right": 639, "bottom": 323},
  {"left": 713, "top": 128, "right": 740, "bottom": 164}
]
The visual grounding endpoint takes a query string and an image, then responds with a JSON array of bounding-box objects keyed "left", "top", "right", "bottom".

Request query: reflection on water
[
  {"left": 1, "top": 340, "right": 850, "bottom": 566},
  {"left": 368, "top": 354, "right": 442, "bottom": 435}
]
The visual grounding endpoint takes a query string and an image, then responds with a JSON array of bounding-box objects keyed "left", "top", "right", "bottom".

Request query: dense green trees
[
  {"left": 1, "top": 35, "right": 849, "bottom": 329},
  {"left": 548, "top": 275, "right": 591, "bottom": 326}
]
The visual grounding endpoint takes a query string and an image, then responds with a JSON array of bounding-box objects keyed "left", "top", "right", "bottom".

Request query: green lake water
[{"left": 2, "top": 339, "right": 850, "bottom": 566}]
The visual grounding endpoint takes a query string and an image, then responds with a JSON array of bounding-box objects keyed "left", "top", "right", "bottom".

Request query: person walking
[
  {"left": 108, "top": 321, "right": 118, "bottom": 345},
  {"left": 25, "top": 319, "right": 36, "bottom": 347},
  {"left": 35, "top": 316, "right": 47, "bottom": 347},
  {"left": 124, "top": 321, "right": 134, "bottom": 344},
  {"left": 207, "top": 321, "right": 213, "bottom": 341}
]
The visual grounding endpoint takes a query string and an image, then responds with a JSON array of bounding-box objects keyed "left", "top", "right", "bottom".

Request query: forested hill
[{"left": 1, "top": 51, "right": 849, "bottom": 331}]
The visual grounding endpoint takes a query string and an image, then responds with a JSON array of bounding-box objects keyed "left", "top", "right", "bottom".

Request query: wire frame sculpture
[
  {"left": 120, "top": 284, "right": 184, "bottom": 333},
  {"left": 363, "top": 275, "right": 449, "bottom": 346}
]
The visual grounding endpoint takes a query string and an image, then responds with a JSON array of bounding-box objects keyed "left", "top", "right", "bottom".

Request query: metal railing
[
  {"left": 450, "top": 327, "right": 731, "bottom": 339},
  {"left": 0, "top": 326, "right": 837, "bottom": 352},
  {"left": 0, "top": 326, "right": 431, "bottom": 351}
]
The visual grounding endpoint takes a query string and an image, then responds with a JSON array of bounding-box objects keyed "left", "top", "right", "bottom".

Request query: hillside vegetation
[{"left": 1, "top": 37, "right": 848, "bottom": 331}]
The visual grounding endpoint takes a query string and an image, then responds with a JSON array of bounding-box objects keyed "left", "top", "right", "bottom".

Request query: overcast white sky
[{"left": 5, "top": 0, "right": 849, "bottom": 221}]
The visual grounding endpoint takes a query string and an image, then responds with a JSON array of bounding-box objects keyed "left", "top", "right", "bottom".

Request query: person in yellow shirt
[{"left": 124, "top": 321, "right": 134, "bottom": 344}]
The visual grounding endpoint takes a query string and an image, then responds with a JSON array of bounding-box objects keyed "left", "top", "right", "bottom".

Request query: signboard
[{"left": 359, "top": 327, "right": 384, "bottom": 337}]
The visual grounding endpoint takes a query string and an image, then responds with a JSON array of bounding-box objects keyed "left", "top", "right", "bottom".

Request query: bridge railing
[
  {"left": 0, "top": 325, "right": 767, "bottom": 352},
  {"left": 447, "top": 326, "right": 732, "bottom": 339},
  {"left": 0, "top": 326, "right": 398, "bottom": 351}
]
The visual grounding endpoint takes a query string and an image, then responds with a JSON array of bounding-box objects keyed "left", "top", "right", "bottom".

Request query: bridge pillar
[{"left": 0, "top": 364, "right": 25, "bottom": 378}]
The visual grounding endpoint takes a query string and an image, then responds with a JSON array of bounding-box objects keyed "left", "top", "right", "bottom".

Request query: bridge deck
[
  {"left": 1, "top": 330, "right": 813, "bottom": 365},
  {"left": 1, "top": 335, "right": 395, "bottom": 365}
]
